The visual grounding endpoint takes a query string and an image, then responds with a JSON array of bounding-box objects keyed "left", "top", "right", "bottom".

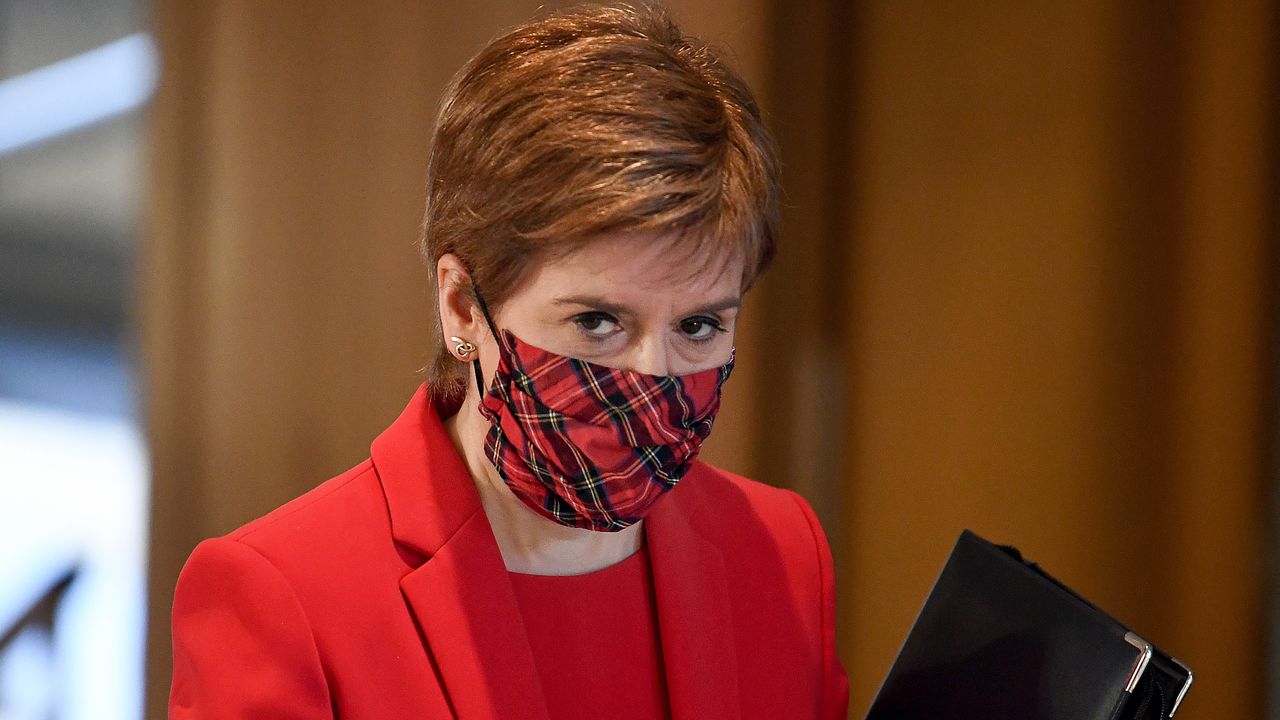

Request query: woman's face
[{"left": 477, "top": 232, "right": 742, "bottom": 378}]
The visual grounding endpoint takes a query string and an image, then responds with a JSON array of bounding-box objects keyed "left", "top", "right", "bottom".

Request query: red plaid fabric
[{"left": 477, "top": 329, "right": 733, "bottom": 532}]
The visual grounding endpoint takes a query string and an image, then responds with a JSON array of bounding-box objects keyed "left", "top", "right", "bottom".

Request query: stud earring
[{"left": 450, "top": 336, "right": 477, "bottom": 358}]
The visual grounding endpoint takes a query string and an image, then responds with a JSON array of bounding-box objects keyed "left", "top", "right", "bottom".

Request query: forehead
[{"left": 521, "top": 231, "right": 745, "bottom": 302}]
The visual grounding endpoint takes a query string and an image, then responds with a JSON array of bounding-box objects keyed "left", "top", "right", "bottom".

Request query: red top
[{"left": 509, "top": 545, "right": 669, "bottom": 720}]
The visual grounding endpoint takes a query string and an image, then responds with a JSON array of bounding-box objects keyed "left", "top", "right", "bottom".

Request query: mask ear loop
[
  {"left": 471, "top": 284, "right": 501, "bottom": 340},
  {"left": 469, "top": 283, "right": 503, "bottom": 403}
]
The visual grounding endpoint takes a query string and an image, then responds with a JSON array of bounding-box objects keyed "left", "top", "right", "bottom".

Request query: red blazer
[{"left": 169, "top": 385, "right": 850, "bottom": 719}]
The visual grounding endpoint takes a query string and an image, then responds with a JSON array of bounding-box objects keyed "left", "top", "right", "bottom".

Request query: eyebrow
[{"left": 552, "top": 294, "right": 742, "bottom": 317}]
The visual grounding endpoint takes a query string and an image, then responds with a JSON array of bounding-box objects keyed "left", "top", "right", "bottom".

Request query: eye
[
  {"left": 573, "top": 311, "right": 621, "bottom": 339},
  {"left": 679, "top": 315, "right": 726, "bottom": 342}
]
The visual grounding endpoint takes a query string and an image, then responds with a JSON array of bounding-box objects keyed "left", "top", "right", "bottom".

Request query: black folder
[{"left": 866, "top": 530, "right": 1193, "bottom": 720}]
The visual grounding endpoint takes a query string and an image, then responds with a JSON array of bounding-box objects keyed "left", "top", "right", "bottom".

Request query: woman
[{"left": 169, "top": 4, "right": 849, "bottom": 719}]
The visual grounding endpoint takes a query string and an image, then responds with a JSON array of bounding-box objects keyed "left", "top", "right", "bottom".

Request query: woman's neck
[{"left": 443, "top": 392, "right": 644, "bottom": 576}]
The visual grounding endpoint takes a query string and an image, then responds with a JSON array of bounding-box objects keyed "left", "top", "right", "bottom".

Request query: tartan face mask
[{"left": 468, "top": 291, "right": 734, "bottom": 532}]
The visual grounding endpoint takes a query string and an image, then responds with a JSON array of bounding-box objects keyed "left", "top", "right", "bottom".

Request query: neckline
[{"left": 507, "top": 543, "right": 648, "bottom": 580}]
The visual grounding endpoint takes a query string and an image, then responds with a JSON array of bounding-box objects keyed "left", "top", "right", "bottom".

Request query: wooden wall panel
[
  {"left": 837, "top": 1, "right": 1274, "bottom": 717},
  {"left": 142, "top": 2, "right": 568, "bottom": 716}
]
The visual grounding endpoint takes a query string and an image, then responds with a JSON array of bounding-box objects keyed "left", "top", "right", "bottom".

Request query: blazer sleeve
[
  {"left": 169, "top": 537, "right": 333, "bottom": 720},
  {"left": 787, "top": 491, "right": 852, "bottom": 720}
]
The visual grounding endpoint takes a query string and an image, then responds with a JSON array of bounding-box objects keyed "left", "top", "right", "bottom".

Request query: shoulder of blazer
[
  {"left": 670, "top": 461, "right": 823, "bottom": 561},
  {"left": 215, "top": 459, "right": 398, "bottom": 572}
]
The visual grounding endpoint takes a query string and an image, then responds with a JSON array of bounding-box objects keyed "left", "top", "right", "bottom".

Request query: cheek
[
  {"left": 713, "top": 319, "right": 739, "bottom": 350},
  {"left": 715, "top": 326, "right": 739, "bottom": 364},
  {"left": 675, "top": 336, "right": 735, "bottom": 373}
]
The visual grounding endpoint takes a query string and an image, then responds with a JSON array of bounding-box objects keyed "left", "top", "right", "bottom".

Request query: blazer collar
[
  {"left": 371, "top": 385, "right": 740, "bottom": 720},
  {"left": 371, "top": 384, "right": 480, "bottom": 556}
]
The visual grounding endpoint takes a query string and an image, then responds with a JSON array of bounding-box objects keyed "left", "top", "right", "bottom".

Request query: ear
[{"left": 436, "top": 253, "right": 482, "bottom": 352}]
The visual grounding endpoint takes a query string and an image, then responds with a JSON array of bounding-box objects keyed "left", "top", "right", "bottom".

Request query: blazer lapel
[
  {"left": 373, "top": 385, "right": 549, "bottom": 720},
  {"left": 646, "top": 474, "right": 741, "bottom": 720},
  {"left": 400, "top": 511, "right": 549, "bottom": 720}
]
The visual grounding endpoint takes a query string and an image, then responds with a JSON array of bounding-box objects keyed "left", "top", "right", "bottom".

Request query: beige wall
[
  {"left": 837, "top": 2, "right": 1275, "bottom": 716},
  {"left": 144, "top": 2, "right": 1276, "bottom": 718}
]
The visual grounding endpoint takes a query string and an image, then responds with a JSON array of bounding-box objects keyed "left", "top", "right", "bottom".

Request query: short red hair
[{"left": 420, "top": 2, "right": 780, "bottom": 398}]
